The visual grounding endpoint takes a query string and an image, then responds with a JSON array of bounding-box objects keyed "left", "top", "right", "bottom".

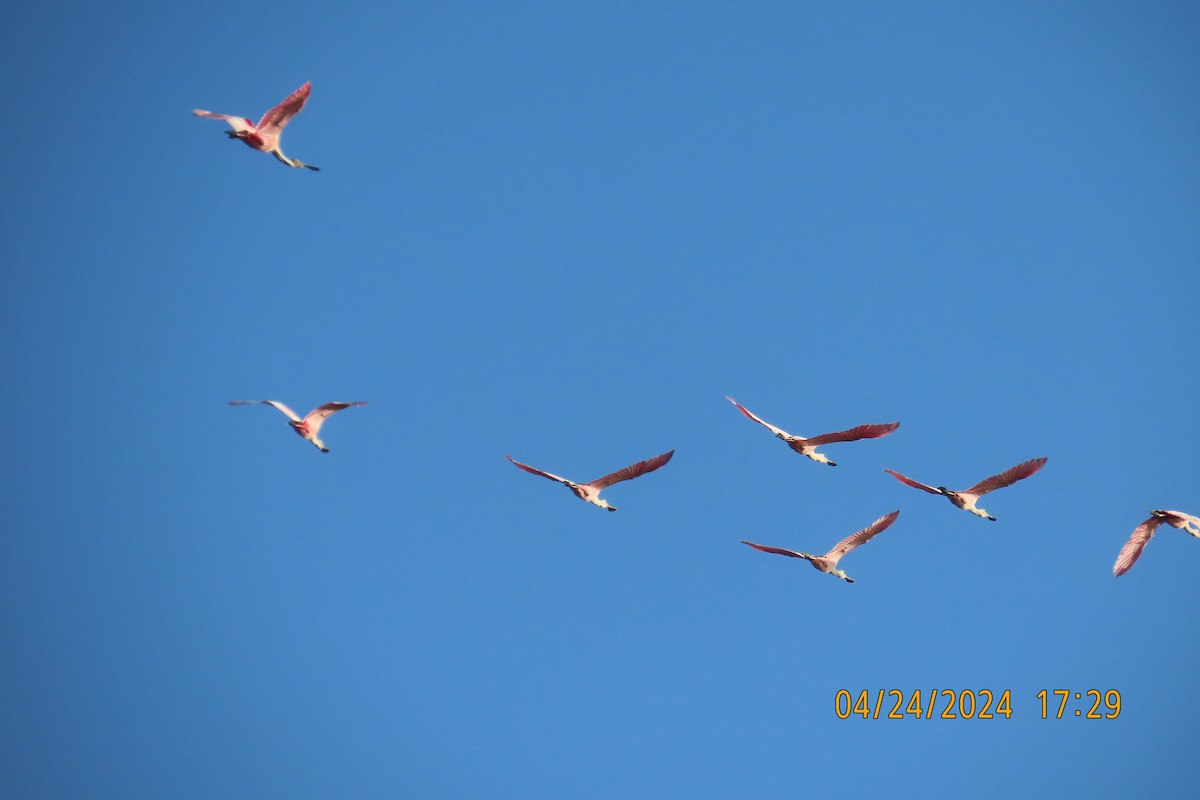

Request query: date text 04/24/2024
[{"left": 833, "top": 689, "right": 1122, "bottom": 720}]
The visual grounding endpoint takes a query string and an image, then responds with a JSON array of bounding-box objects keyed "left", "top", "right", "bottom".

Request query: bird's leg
[
  {"left": 971, "top": 506, "right": 995, "bottom": 521},
  {"left": 271, "top": 147, "right": 320, "bottom": 170},
  {"left": 823, "top": 563, "right": 854, "bottom": 582},
  {"left": 584, "top": 494, "right": 616, "bottom": 511},
  {"left": 593, "top": 496, "right": 617, "bottom": 512}
]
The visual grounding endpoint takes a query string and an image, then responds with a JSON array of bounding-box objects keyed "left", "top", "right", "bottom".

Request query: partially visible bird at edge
[{"left": 1113, "top": 509, "right": 1200, "bottom": 577}]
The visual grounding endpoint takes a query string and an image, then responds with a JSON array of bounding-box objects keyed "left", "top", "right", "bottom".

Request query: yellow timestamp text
[
  {"left": 833, "top": 689, "right": 1123, "bottom": 719},
  {"left": 834, "top": 689, "right": 1013, "bottom": 719},
  {"left": 1036, "top": 689, "right": 1121, "bottom": 719}
]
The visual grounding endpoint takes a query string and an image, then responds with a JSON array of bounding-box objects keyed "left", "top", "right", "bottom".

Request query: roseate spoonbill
[
  {"left": 884, "top": 457, "right": 1047, "bottom": 521},
  {"left": 1113, "top": 510, "right": 1200, "bottom": 577},
  {"left": 726, "top": 397, "right": 898, "bottom": 466},
  {"left": 228, "top": 400, "right": 365, "bottom": 452},
  {"left": 194, "top": 82, "right": 319, "bottom": 170},
  {"left": 741, "top": 510, "right": 900, "bottom": 584},
  {"left": 505, "top": 450, "right": 674, "bottom": 511}
]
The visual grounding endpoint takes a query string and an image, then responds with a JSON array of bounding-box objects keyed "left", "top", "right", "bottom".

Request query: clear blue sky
[{"left": 3, "top": 2, "right": 1198, "bottom": 797}]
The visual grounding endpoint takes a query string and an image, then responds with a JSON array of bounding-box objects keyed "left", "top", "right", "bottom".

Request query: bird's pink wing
[
  {"left": 1113, "top": 516, "right": 1164, "bottom": 577},
  {"left": 192, "top": 110, "right": 256, "bottom": 133},
  {"left": 726, "top": 397, "right": 790, "bottom": 438},
  {"left": 741, "top": 540, "right": 808, "bottom": 559},
  {"left": 506, "top": 455, "right": 573, "bottom": 485},
  {"left": 826, "top": 510, "right": 900, "bottom": 560},
  {"left": 884, "top": 468, "right": 942, "bottom": 495},
  {"left": 803, "top": 422, "right": 900, "bottom": 447},
  {"left": 303, "top": 401, "right": 366, "bottom": 434},
  {"left": 965, "top": 457, "right": 1047, "bottom": 496},
  {"left": 256, "top": 82, "right": 312, "bottom": 135},
  {"left": 588, "top": 450, "right": 674, "bottom": 489},
  {"left": 228, "top": 400, "right": 301, "bottom": 421}
]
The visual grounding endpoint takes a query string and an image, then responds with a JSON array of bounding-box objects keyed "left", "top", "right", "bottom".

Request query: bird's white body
[{"left": 944, "top": 490, "right": 995, "bottom": 519}]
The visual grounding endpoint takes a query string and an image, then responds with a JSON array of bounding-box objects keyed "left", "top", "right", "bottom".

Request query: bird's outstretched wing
[
  {"left": 304, "top": 401, "right": 366, "bottom": 434},
  {"left": 1114, "top": 516, "right": 1165, "bottom": 577},
  {"left": 229, "top": 400, "right": 301, "bottom": 422},
  {"left": 741, "top": 540, "right": 809, "bottom": 559},
  {"left": 192, "top": 110, "right": 256, "bottom": 133},
  {"left": 826, "top": 510, "right": 900, "bottom": 560},
  {"left": 506, "top": 455, "right": 573, "bottom": 485},
  {"left": 256, "top": 82, "right": 312, "bottom": 135},
  {"left": 965, "top": 457, "right": 1047, "bottom": 496},
  {"left": 726, "top": 397, "right": 791, "bottom": 438},
  {"left": 884, "top": 468, "right": 942, "bottom": 495},
  {"left": 804, "top": 422, "right": 900, "bottom": 447},
  {"left": 589, "top": 450, "right": 674, "bottom": 489}
]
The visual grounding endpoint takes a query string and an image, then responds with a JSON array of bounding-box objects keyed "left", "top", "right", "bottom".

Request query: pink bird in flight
[
  {"left": 228, "top": 400, "right": 365, "bottom": 452},
  {"left": 1113, "top": 509, "right": 1200, "bottom": 577},
  {"left": 884, "top": 457, "right": 1046, "bottom": 521},
  {"left": 742, "top": 510, "right": 900, "bottom": 584},
  {"left": 726, "top": 397, "right": 898, "bottom": 466},
  {"left": 505, "top": 450, "right": 674, "bottom": 511},
  {"left": 194, "top": 82, "right": 319, "bottom": 170}
]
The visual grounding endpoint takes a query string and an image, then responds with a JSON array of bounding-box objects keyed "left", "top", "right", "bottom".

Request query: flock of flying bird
[{"left": 202, "top": 82, "right": 1196, "bottom": 583}]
